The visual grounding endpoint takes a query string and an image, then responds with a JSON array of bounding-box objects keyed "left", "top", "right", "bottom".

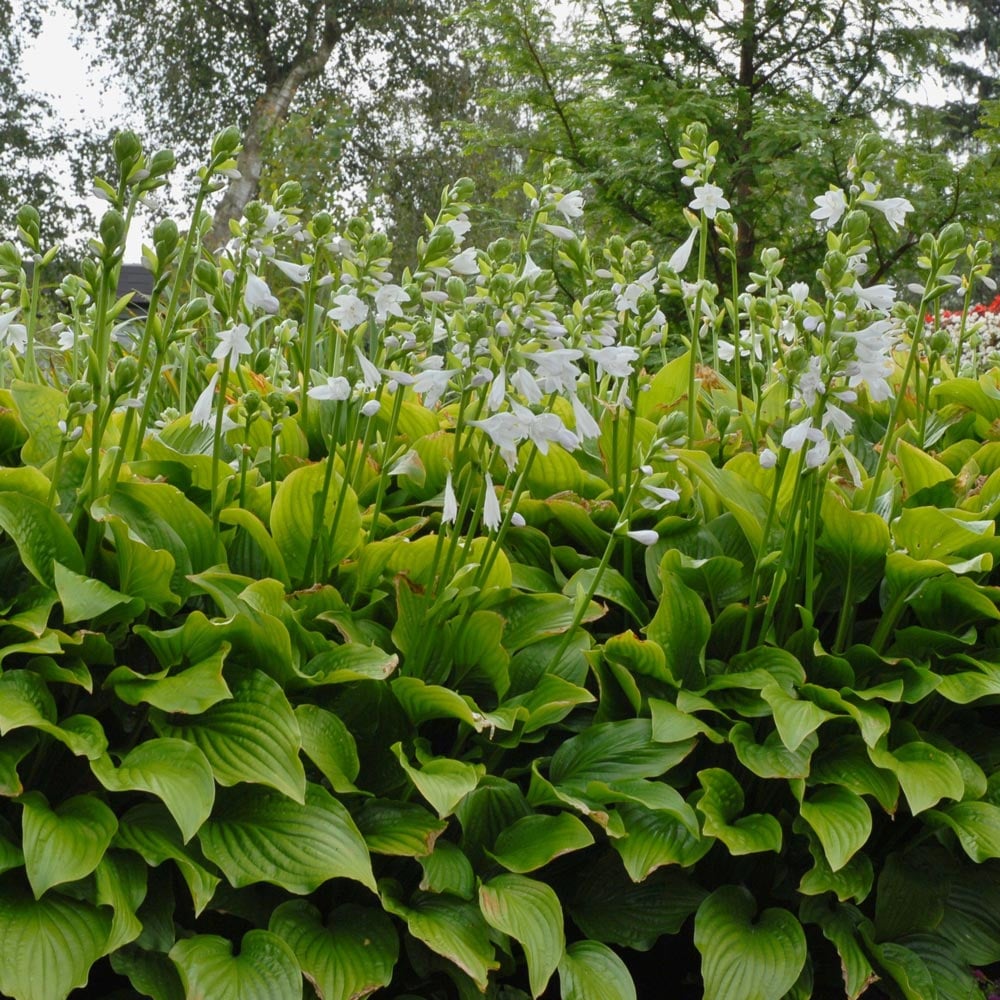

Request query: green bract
[{"left": 0, "top": 125, "right": 996, "bottom": 999}]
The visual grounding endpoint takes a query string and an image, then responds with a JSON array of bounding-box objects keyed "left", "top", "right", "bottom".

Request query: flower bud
[
  {"left": 100, "top": 209, "right": 127, "bottom": 254},
  {"left": 193, "top": 260, "right": 220, "bottom": 293},
  {"left": 243, "top": 390, "right": 262, "bottom": 417},
  {"left": 153, "top": 218, "right": 179, "bottom": 260},
  {"left": 149, "top": 148, "right": 176, "bottom": 177},
  {"left": 113, "top": 130, "right": 143, "bottom": 169},
  {"left": 111, "top": 356, "right": 140, "bottom": 397},
  {"left": 252, "top": 348, "right": 271, "bottom": 374},
  {"left": 68, "top": 380, "right": 93, "bottom": 407},
  {"left": 211, "top": 126, "right": 242, "bottom": 160}
]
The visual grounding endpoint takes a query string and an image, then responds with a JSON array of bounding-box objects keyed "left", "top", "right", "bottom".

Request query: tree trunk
[
  {"left": 207, "top": 23, "right": 342, "bottom": 247},
  {"left": 732, "top": 0, "right": 758, "bottom": 275}
]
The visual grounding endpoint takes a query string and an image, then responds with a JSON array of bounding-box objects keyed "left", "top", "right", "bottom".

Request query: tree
[{"left": 465, "top": 0, "right": 995, "bottom": 284}]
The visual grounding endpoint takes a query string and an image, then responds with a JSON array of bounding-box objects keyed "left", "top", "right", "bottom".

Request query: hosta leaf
[
  {"left": 94, "top": 850, "right": 146, "bottom": 953},
  {"left": 479, "top": 874, "right": 564, "bottom": 998},
  {"left": 810, "top": 739, "right": 899, "bottom": 814},
  {"left": 419, "top": 840, "right": 476, "bottom": 898},
  {"left": 498, "top": 591, "right": 605, "bottom": 653},
  {"left": 550, "top": 720, "right": 694, "bottom": 786},
  {"left": 381, "top": 886, "right": 498, "bottom": 990},
  {"left": 925, "top": 801, "right": 1000, "bottom": 862},
  {"left": 198, "top": 783, "right": 376, "bottom": 894},
  {"left": 798, "top": 842, "right": 874, "bottom": 904},
  {"left": 568, "top": 856, "right": 706, "bottom": 950},
  {"left": 355, "top": 799, "right": 448, "bottom": 857},
  {"left": 20, "top": 791, "right": 117, "bottom": 898},
  {"left": 104, "top": 645, "right": 232, "bottom": 714},
  {"left": 299, "top": 643, "right": 399, "bottom": 685},
  {"left": 799, "top": 786, "right": 872, "bottom": 872},
  {"left": 393, "top": 743, "right": 483, "bottom": 819},
  {"left": 295, "top": 704, "right": 361, "bottom": 793},
  {"left": 644, "top": 567, "right": 709, "bottom": 688},
  {"left": 109, "top": 945, "right": 184, "bottom": 1000},
  {"left": 0, "top": 731, "right": 36, "bottom": 796},
  {"left": 154, "top": 666, "right": 306, "bottom": 803},
  {"left": 170, "top": 930, "right": 301, "bottom": 1000},
  {"left": 729, "top": 723, "right": 816, "bottom": 779},
  {"left": 11, "top": 380, "right": 65, "bottom": 466},
  {"left": 269, "top": 900, "right": 398, "bottom": 1000},
  {"left": 899, "top": 933, "right": 980, "bottom": 1000},
  {"left": 800, "top": 898, "right": 877, "bottom": 1000},
  {"left": 0, "top": 876, "right": 111, "bottom": 1000},
  {"left": 53, "top": 561, "right": 142, "bottom": 623},
  {"left": 696, "top": 768, "right": 782, "bottom": 856},
  {"left": 98, "top": 512, "right": 180, "bottom": 615},
  {"left": 456, "top": 778, "right": 533, "bottom": 867},
  {"left": 605, "top": 632, "right": 669, "bottom": 684},
  {"left": 0, "top": 494, "right": 83, "bottom": 588},
  {"left": 114, "top": 804, "right": 220, "bottom": 915},
  {"left": 815, "top": 494, "right": 889, "bottom": 604},
  {"left": 613, "top": 802, "right": 711, "bottom": 880},
  {"left": 558, "top": 941, "right": 637, "bottom": 1000},
  {"left": 866, "top": 939, "right": 935, "bottom": 1000},
  {"left": 489, "top": 813, "right": 595, "bottom": 873},
  {"left": 218, "top": 507, "right": 290, "bottom": 587},
  {"left": 869, "top": 741, "right": 964, "bottom": 815},
  {"left": 760, "top": 684, "right": 835, "bottom": 752},
  {"left": 564, "top": 566, "right": 648, "bottom": 625},
  {"left": 271, "top": 460, "right": 362, "bottom": 583},
  {"left": 937, "top": 865, "right": 1000, "bottom": 965},
  {"left": 694, "top": 885, "right": 806, "bottom": 1000},
  {"left": 91, "top": 738, "right": 215, "bottom": 843},
  {"left": 650, "top": 698, "right": 725, "bottom": 744},
  {"left": 875, "top": 852, "right": 947, "bottom": 941},
  {"left": 503, "top": 673, "right": 594, "bottom": 734}
]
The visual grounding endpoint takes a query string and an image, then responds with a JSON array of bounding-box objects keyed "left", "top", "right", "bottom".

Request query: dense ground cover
[{"left": 0, "top": 127, "right": 998, "bottom": 999}]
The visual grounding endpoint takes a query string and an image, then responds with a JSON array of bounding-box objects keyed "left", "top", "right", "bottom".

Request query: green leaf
[
  {"left": 869, "top": 741, "right": 964, "bottom": 815},
  {"left": 271, "top": 460, "right": 362, "bottom": 583},
  {"left": 393, "top": 742, "right": 483, "bottom": 819},
  {"left": 91, "top": 738, "right": 215, "bottom": 843},
  {"left": 54, "top": 561, "right": 142, "bottom": 623},
  {"left": 499, "top": 592, "right": 605, "bottom": 652},
  {"left": 605, "top": 632, "right": 670, "bottom": 684},
  {"left": 937, "top": 865, "right": 1000, "bottom": 965},
  {"left": 10, "top": 381, "right": 64, "bottom": 465},
  {"left": 550, "top": 720, "right": 694, "bottom": 785},
  {"left": 798, "top": 839, "right": 874, "bottom": 904},
  {"left": 558, "top": 940, "right": 637, "bottom": 1000},
  {"left": 110, "top": 945, "right": 185, "bottom": 1000},
  {"left": 866, "top": 939, "right": 935, "bottom": 1000},
  {"left": 479, "top": 874, "right": 564, "bottom": 998},
  {"left": 800, "top": 898, "right": 876, "bottom": 1000},
  {"left": 295, "top": 704, "right": 361, "bottom": 794},
  {"left": 199, "top": 783, "right": 376, "bottom": 894},
  {"left": 381, "top": 886, "right": 498, "bottom": 990},
  {"left": 0, "top": 876, "right": 111, "bottom": 1000},
  {"left": 815, "top": 494, "right": 889, "bottom": 604},
  {"left": 98, "top": 511, "right": 180, "bottom": 615},
  {"left": 695, "top": 885, "right": 806, "bottom": 1000},
  {"left": 154, "top": 666, "right": 306, "bottom": 803},
  {"left": 644, "top": 567, "right": 710, "bottom": 687},
  {"left": 926, "top": 801, "right": 1000, "bottom": 862},
  {"left": 20, "top": 791, "right": 117, "bottom": 898},
  {"left": 114, "top": 804, "right": 220, "bottom": 916},
  {"left": 613, "top": 802, "right": 712, "bottom": 880},
  {"left": 94, "top": 850, "right": 147, "bottom": 953},
  {"left": 269, "top": 900, "right": 398, "bottom": 1000},
  {"left": 0, "top": 731, "right": 36, "bottom": 796},
  {"left": 729, "top": 723, "right": 816, "bottom": 779},
  {"left": 696, "top": 769, "right": 782, "bottom": 856},
  {"left": 900, "top": 933, "right": 980, "bottom": 1000},
  {"left": 0, "top": 494, "right": 83, "bottom": 588},
  {"left": 299, "top": 643, "right": 399, "bottom": 685},
  {"left": 170, "top": 930, "right": 301, "bottom": 1000},
  {"left": 651, "top": 698, "right": 725, "bottom": 744},
  {"left": 355, "top": 799, "right": 448, "bottom": 857},
  {"left": 104, "top": 645, "right": 232, "bottom": 714},
  {"left": 799, "top": 786, "right": 872, "bottom": 872},
  {"left": 419, "top": 841, "right": 476, "bottom": 899},
  {"left": 564, "top": 567, "right": 648, "bottom": 625},
  {"left": 810, "top": 739, "right": 899, "bottom": 814},
  {"left": 489, "top": 813, "right": 595, "bottom": 873},
  {"left": 218, "top": 507, "right": 290, "bottom": 587},
  {"left": 760, "top": 683, "right": 835, "bottom": 752}
]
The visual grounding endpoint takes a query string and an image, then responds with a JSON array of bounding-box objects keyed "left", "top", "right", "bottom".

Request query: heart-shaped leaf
[
  {"left": 170, "top": 930, "right": 301, "bottom": 1000},
  {"left": 696, "top": 769, "right": 782, "bottom": 855},
  {"left": 799, "top": 786, "right": 872, "bottom": 872},
  {"left": 104, "top": 645, "right": 232, "bottom": 714},
  {"left": 489, "top": 813, "right": 594, "bottom": 873},
  {"left": 558, "top": 940, "right": 637, "bottom": 1000},
  {"left": 695, "top": 885, "right": 806, "bottom": 1000}
]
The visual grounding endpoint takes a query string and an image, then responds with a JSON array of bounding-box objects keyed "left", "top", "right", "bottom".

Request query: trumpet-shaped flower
[
  {"left": 511, "top": 367, "right": 542, "bottom": 405},
  {"left": 412, "top": 367, "right": 455, "bottom": 409},
  {"left": 667, "top": 228, "right": 698, "bottom": 273},
  {"left": 0, "top": 310, "right": 26, "bottom": 353},
  {"left": 374, "top": 284, "right": 409, "bottom": 322},
  {"left": 271, "top": 258, "right": 311, "bottom": 284},
  {"left": 530, "top": 348, "right": 583, "bottom": 394},
  {"left": 328, "top": 292, "right": 367, "bottom": 330},
  {"left": 866, "top": 197, "right": 913, "bottom": 233},
  {"left": 213, "top": 323, "right": 252, "bottom": 365},
  {"left": 588, "top": 345, "right": 640, "bottom": 380},
  {"left": 689, "top": 184, "right": 730, "bottom": 219},
  {"left": 191, "top": 372, "right": 219, "bottom": 429},
  {"left": 469, "top": 411, "right": 529, "bottom": 470},
  {"left": 308, "top": 375, "right": 351, "bottom": 401},
  {"left": 626, "top": 529, "right": 659, "bottom": 546},
  {"left": 554, "top": 190, "right": 585, "bottom": 221},
  {"left": 811, "top": 188, "right": 847, "bottom": 229},
  {"left": 483, "top": 473, "right": 502, "bottom": 531},
  {"left": 354, "top": 346, "right": 382, "bottom": 391},
  {"left": 450, "top": 248, "right": 480, "bottom": 276},
  {"left": 571, "top": 393, "right": 601, "bottom": 441},
  {"left": 442, "top": 472, "right": 458, "bottom": 524},
  {"left": 855, "top": 282, "right": 896, "bottom": 311},
  {"left": 244, "top": 273, "right": 279, "bottom": 314}
]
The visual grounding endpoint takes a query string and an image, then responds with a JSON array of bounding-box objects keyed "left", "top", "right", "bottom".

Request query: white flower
[
  {"left": 328, "top": 292, "right": 367, "bottom": 330},
  {"left": 626, "top": 529, "right": 659, "bottom": 546},
  {"left": 0, "top": 310, "right": 26, "bottom": 353},
  {"left": 244, "top": 273, "right": 279, "bottom": 314},
  {"left": 855, "top": 282, "right": 896, "bottom": 311},
  {"left": 788, "top": 282, "right": 809, "bottom": 304},
  {"left": 542, "top": 223, "right": 576, "bottom": 241},
  {"left": 643, "top": 484, "right": 680, "bottom": 508},
  {"left": 469, "top": 412, "right": 528, "bottom": 470},
  {"left": 554, "top": 190, "right": 585, "bottom": 221},
  {"left": 374, "top": 283, "right": 409, "bottom": 322},
  {"left": 450, "top": 248, "right": 479, "bottom": 276},
  {"left": 191, "top": 372, "right": 219, "bottom": 429},
  {"left": 412, "top": 368, "right": 454, "bottom": 409},
  {"left": 212, "top": 323, "right": 252, "bottom": 365},
  {"left": 442, "top": 472, "right": 458, "bottom": 524},
  {"left": 821, "top": 402, "right": 854, "bottom": 437},
  {"left": 308, "top": 376, "right": 351, "bottom": 401},
  {"left": 571, "top": 393, "right": 601, "bottom": 441},
  {"left": 354, "top": 346, "right": 382, "bottom": 391},
  {"left": 511, "top": 367, "right": 542, "bottom": 405},
  {"left": 510, "top": 512, "right": 526, "bottom": 528},
  {"left": 361, "top": 399, "right": 381, "bottom": 418},
  {"left": 521, "top": 254, "right": 543, "bottom": 280},
  {"left": 866, "top": 197, "right": 913, "bottom": 233},
  {"left": 530, "top": 348, "right": 583, "bottom": 394},
  {"left": 689, "top": 184, "right": 730, "bottom": 219},
  {"left": 446, "top": 215, "right": 471, "bottom": 242},
  {"left": 488, "top": 369, "right": 506, "bottom": 412},
  {"left": 588, "top": 345, "right": 640, "bottom": 380},
  {"left": 483, "top": 473, "right": 502, "bottom": 531},
  {"left": 515, "top": 407, "right": 578, "bottom": 455},
  {"left": 759, "top": 447, "right": 778, "bottom": 469},
  {"left": 667, "top": 228, "right": 698, "bottom": 273},
  {"left": 811, "top": 188, "right": 847, "bottom": 229},
  {"left": 781, "top": 417, "right": 829, "bottom": 468},
  {"left": 271, "top": 258, "right": 311, "bottom": 284}
]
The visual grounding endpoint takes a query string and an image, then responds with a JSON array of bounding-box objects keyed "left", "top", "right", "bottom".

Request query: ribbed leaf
[
  {"left": 198, "top": 783, "right": 375, "bottom": 894},
  {"left": 54, "top": 561, "right": 141, "bottom": 623},
  {"left": 154, "top": 666, "right": 305, "bottom": 803},
  {"left": 110, "top": 945, "right": 185, "bottom": 1000},
  {"left": 800, "top": 898, "right": 877, "bottom": 1000},
  {"left": 21, "top": 791, "right": 117, "bottom": 898},
  {"left": 269, "top": 900, "right": 397, "bottom": 1000},
  {"left": 418, "top": 841, "right": 476, "bottom": 899},
  {"left": 104, "top": 645, "right": 232, "bottom": 714},
  {"left": 558, "top": 940, "right": 637, "bottom": 1000},
  {"left": 810, "top": 738, "right": 899, "bottom": 814},
  {"left": 760, "top": 684, "right": 835, "bottom": 752},
  {"left": 170, "top": 930, "right": 301, "bottom": 1000},
  {"left": 0, "top": 494, "right": 83, "bottom": 588},
  {"left": 381, "top": 887, "right": 498, "bottom": 990},
  {"left": 295, "top": 704, "right": 361, "bottom": 793},
  {"left": 299, "top": 643, "right": 399, "bottom": 685},
  {"left": 91, "top": 738, "right": 215, "bottom": 843},
  {"left": 937, "top": 865, "right": 1000, "bottom": 965},
  {"left": 0, "top": 731, "right": 35, "bottom": 796},
  {"left": 730, "top": 723, "right": 816, "bottom": 779},
  {"left": 114, "top": 804, "right": 220, "bottom": 915},
  {"left": 695, "top": 886, "right": 806, "bottom": 1000},
  {"left": 613, "top": 802, "right": 712, "bottom": 880},
  {"left": 0, "top": 877, "right": 111, "bottom": 1000},
  {"left": 799, "top": 786, "right": 872, "bottom": 872},
  {"left": 393, "top": 743, "right": 483, "bottom": 819},
  {"left": 479, "top": 874, "right": 564, "bottom": 998},
  {"left": 355, "top": 799, "right": 448, "bottom": 857},
  {"left": 869, "top": 741, "right": 964, "bottom": 815},
  {"left": 94, "top": 851, "right": 146, "bottom": 953},
  {"left": 926, "top": 801, "right": 1000, "bottom": 862},
  {"left": 696, "top": 768, "right": 782, "bottom": 855},
  {"left": 489, "top": 813, "right": 595, "bottom": 873},
  {"left": 644, "top": 568, "right": 709, "bottom": 688}
]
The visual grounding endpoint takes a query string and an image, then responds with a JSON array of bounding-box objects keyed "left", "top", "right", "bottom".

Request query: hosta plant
[{"left": 0, "top": 124, "right": 996, "bottom": 1000}]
